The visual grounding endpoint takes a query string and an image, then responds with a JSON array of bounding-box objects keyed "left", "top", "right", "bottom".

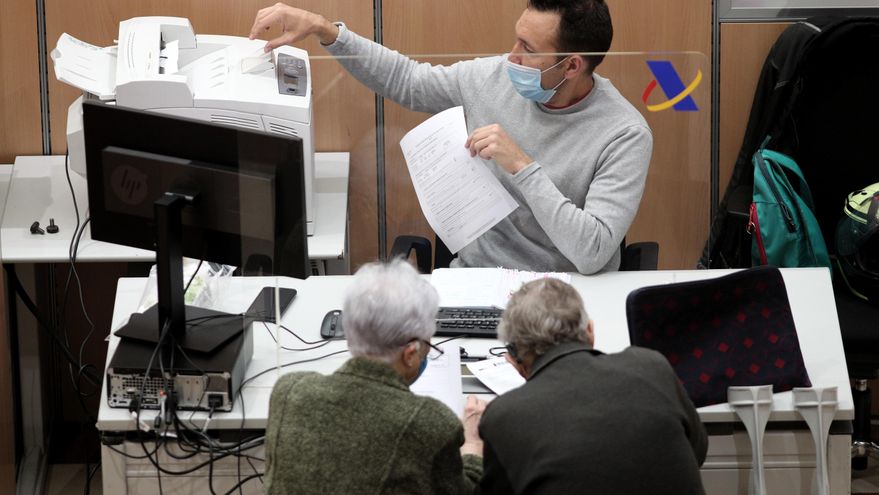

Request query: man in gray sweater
[{"left": 251, "top": 0, "right": 653, "bottom": 274}]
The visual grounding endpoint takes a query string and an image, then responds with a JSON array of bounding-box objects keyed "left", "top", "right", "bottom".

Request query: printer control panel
[{"left": 276, "top": 53, "right": 308, "bottom": 97}]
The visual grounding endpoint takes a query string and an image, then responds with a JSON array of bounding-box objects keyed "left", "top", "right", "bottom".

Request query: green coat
[{"left": 265, "top": 357, "right": 482, "bottom": 494}]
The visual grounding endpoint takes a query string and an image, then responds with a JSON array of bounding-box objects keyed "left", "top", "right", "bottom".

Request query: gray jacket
[{"left": 478, "top": 342, "right": 708, "bottom": 494}]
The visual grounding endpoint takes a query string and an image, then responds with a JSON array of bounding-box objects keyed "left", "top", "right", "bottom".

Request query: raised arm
[{"left": 249, "top": 3, "right": 468, "bottom": 113}]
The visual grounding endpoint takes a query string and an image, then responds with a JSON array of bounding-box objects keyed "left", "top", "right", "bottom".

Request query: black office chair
[
  {"left": 389, "top": 234, "right": 659, "bottom": 273},
  {"left": 772, "top": 18, "right": 879, "bottom": 470},
  {"left": 835, "top": 283, "right": 879, "bottom": 469},
  {"left": 704, "top": 16, "right": 879, "bottom": 470}
]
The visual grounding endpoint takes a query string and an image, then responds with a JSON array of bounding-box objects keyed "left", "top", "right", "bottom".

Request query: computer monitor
[{"left": 82, "top": 100, "right": 308, "bottom": 350}]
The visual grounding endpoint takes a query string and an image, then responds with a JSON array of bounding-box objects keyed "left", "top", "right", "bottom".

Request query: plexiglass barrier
[
  {"left": 248, "top": 47, "right": 709, "bottom": 406},
  {"left": 97, "top": 47, "right": 709, "bottom": 492},
  {"left": 305, "top": 50, "right": 710, "bottom": 272}
]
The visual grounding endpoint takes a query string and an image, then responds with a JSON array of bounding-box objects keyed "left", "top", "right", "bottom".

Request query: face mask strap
[
  {"left": 541, "top": 56, "right": 572, "bottom": 93},
  {"left": 542, "top": 55, "right": 570, "bottom": 74}
]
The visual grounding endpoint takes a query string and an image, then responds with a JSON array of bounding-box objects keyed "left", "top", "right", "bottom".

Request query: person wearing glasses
[
  {"left": 478, "top": 278, "right": 707, "bottom": 494},
  {"left": 264, "top": 259, "right": 487, "bottom": 494},
  {"left": 250, "top": 0, "right": 652, "bottom": 275}
]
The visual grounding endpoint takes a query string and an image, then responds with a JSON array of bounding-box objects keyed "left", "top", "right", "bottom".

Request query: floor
[
  {"left": 45, "top": 464, "right": 101, "bottom": 495},
  {"left": 854, "top": 462, "right": 879, "bottom": 495},
  {"left": 39, "top": 459, "right": 879, "bottom": 495}
]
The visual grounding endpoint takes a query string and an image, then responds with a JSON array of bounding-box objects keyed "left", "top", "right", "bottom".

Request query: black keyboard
[{"left": 435, "top": 306, "right": 502, "bottom": 338}]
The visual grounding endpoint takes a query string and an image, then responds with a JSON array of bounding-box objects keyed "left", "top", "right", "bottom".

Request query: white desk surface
[
  {"left": 96, "top": 267, "right": 853, "bottom": 432},
  {"left": 0, "top": 153, "right": 349, "bottom": 263}
]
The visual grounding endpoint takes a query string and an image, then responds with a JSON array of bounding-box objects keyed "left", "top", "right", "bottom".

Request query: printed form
[
  {"left": 466, "top": 357, "right": 525, "bottom": 395},
  {"left": 410, "top": 342, "right": 464, "bottom": 416},
  {"left": 400, "top": 106, "right": 518, "bottom": 254}
]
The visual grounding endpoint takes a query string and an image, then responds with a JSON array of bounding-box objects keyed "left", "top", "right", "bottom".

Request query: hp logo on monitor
[{"left": 111, "top": 165, "right": 148, "bottom": 205}]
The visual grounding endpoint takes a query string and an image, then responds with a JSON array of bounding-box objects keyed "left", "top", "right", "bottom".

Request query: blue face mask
[
  {"left": 415, "top": 357, "right": 428, "bottom": 381},
  {"left": 505, "top": 56, "right": 569, "bottom": 104}
]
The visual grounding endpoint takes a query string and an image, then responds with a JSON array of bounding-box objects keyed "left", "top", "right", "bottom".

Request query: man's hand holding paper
[
  {"left": 399, "top": 106, "right": 518, "bottom": 254},
  {"left": 465, "top": 123, "right": 533, "bottom": 175}
]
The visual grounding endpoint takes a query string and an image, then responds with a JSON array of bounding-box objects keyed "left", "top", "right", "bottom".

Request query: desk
[
  {"left": 98, "top": 268, "right": 852, "bottom": 494},
  {"left": 0, "top": 153, "right": 349, "bottom": 494},
  {"left": 0, "top": 153, "right": 350, "bottom": 273}
]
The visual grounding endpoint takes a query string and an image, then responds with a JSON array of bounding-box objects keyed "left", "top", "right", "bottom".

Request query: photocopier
[{"left": 51, "top": 16, "right": 317, "bottom": 234}]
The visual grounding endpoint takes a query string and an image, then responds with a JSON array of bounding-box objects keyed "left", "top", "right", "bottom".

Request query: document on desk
[
  {"left": 466, "top": 357, "right": 525, "bottom": 395},
  {"left": 430, "top": 267, "right": 572, "bottom": 308},
  {"left": 411, "top": 342, "right": 464, "bottom": 416},
  {"left": 400, "top": 106, "right": 518, "bottom": 254}
]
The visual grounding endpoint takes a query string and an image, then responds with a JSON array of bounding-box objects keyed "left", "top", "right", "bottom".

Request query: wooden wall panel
[
  {"left": 0, "top": 0, "right": 35, "bottom": 488},
  {"left": 607, "top": 1, "right": 712, "bottom": 269},
  {"left": 718, "top": 23, "right": 790, "bottom": 202},
  {"left": 0, "top": 0, "right": 42, "bottom": 162},
  {"left": 383, "top": 0, "right": 711, "bottom": 269},
  {"left": 44, "top": 1, "right": 378, "bottom": 269}
]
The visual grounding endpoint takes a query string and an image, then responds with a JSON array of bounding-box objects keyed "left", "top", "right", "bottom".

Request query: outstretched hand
[{"left": 249, "top": 3, "right": 339, "bottom": 52}]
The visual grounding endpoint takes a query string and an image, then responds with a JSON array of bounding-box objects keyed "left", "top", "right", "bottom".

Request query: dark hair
[{"left": 526, "top": 0, "right": 613, "bottom": 72}]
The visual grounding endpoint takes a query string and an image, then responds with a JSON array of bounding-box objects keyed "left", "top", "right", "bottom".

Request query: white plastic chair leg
[
  {"left": 729, "top": 385, "right": 774, "bottom": 495},
  {"left": 793, "top": 387, "right": 838, "bottom": 495}
]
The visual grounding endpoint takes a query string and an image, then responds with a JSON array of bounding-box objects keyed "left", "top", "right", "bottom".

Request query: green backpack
[{"left": 748, "top": 139, "right": 831, "bottom": 271}]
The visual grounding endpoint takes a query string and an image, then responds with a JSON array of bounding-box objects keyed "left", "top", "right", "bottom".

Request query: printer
[{"left": 51, "top": 16, "right": 317, "bottom": 234}]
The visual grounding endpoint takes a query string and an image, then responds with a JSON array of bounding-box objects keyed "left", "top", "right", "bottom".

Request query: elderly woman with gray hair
[
  {"left": 478, "top": 278, "right": 708, "bottom": 495},
  {"left": 264, "top": 259, "right": 486, "bottom": 495}
]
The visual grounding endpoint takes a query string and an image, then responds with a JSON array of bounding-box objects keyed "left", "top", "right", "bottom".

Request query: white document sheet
[
  {"left": 410, "top": 342, "right": 464, "bottom": 416},
  {"left": 240, "top": 46, "right": 273, "bottom": 74},
  {"left": 159, "top": 40, "right": 180, "bottom": 74},
  {"left": 430, "top": 267, "right": 573, "bottom": 308},
  {"left": 466, "top": 356, "right": 525, "bottom": 395},
  {"left": 400, "top": 106, "right": 518, "bottom": 254}
]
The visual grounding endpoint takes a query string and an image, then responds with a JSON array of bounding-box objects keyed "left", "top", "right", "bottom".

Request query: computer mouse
[{"left": 320, "top": 309, "right": 344, "bottom": 340}]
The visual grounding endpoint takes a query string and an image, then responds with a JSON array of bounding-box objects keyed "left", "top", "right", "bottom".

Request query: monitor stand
[
  {"left": 114, "top": 304, "right": 249, "bottom": 354},
  {"left": 114, "top": 192, "right": 250, "bottom": 354}
]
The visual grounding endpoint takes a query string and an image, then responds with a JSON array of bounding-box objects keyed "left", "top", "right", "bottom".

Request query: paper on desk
[
  {"left": 430, "top": 267, "right": 572, "bottom": 308},
  {"left": 411, "top": 342, "right": 464, "bottom": 416},
  {"left": 466, "top": 356, "right": 525, "bottom": 395},
  {"left": 400, "top": 106, "right": 518, "bottom": 254}
]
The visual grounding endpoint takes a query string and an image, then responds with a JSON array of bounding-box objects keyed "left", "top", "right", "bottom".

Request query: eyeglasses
[
  {"left": 489, "top": 346, "right": 508, "bottom": 357},
  {"left": 406, "top": 338, "right": 445, "bottom": 360},
  {"left": 488, "top": 343, "right": 520, "bottom": 361}
]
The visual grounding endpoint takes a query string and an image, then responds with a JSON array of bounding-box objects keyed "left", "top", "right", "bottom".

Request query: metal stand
[
  {"left": 155, "top": 193, "right": 189, "bottom": 342},
  {"left": 729, "top": 385, "right": 774, "bottom": 495},
  {"left": 793, "top": 387, "right": 838, "bottom": 495}
]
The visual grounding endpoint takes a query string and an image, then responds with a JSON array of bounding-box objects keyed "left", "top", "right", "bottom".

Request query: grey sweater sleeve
[
  {"left": 324, "top": 23, "right": 471, "bottom": 113},
  {"left": 512, "top": 124, "right": 653, "bottom": 274}
]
